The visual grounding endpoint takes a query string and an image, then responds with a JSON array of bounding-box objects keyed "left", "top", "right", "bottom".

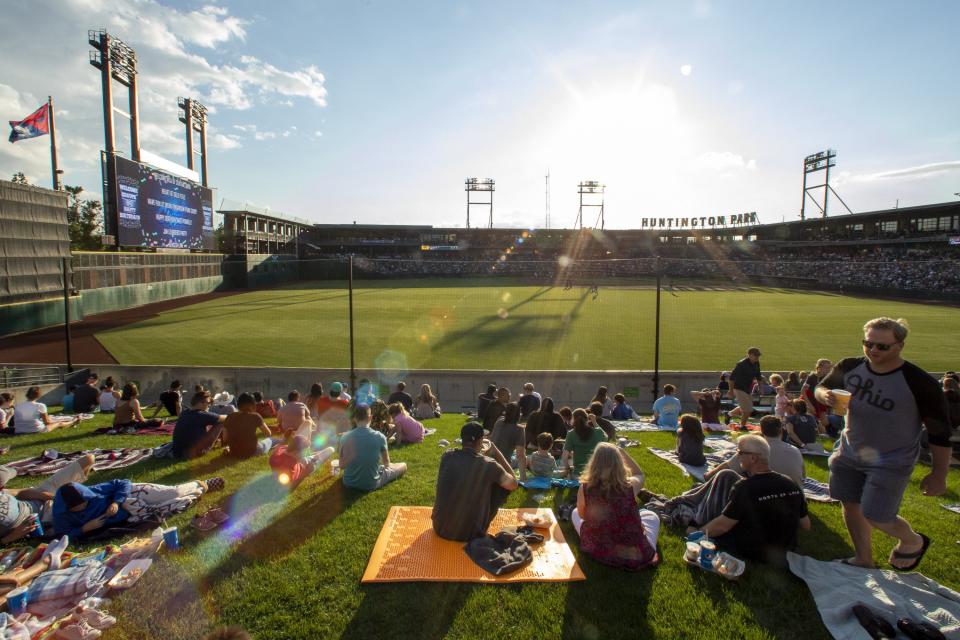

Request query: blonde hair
[
  {"left": 769, "top": 374, "right": 783, "bottom": 386},
  {"left": 864, "top": 317, "right": 909, "bottom": 342},
  {"left": 580, "top": 442, "right": 631, "bottom": 497}
]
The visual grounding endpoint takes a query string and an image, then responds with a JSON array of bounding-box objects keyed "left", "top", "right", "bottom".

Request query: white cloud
[
  {"left": 853, "top": 160, "right": 960, "bottom": 182},
  {"left": 691, "top": 151, "right": 757, "bottom": 172}
]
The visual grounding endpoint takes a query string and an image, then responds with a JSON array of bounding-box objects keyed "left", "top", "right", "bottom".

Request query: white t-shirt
[
  {"left": 100, "top": 390, "right": 119, "bottom": 411},
  {"left": 13, "top": 401, "right": 47, "bottom": 433}
]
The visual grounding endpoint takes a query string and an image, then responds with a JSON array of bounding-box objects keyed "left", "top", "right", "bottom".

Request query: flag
[{"left": 8, "top": 103, "right": 50, "bottom": 143}]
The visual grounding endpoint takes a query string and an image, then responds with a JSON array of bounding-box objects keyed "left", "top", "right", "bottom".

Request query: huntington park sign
[{"left": 639, "top": 211, "right": 759, "bottom": 229}]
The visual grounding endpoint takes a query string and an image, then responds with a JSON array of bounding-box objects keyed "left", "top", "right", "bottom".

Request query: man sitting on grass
[
  {"left": 72, "top": 373, "right": 101, "bottom": 414},
  {"left": 151, "top": 380, "right": 183, "bottom": 418},
  {"left": 589, "top": 402, "right": 617, "bottom": 440},
  {"left": 223, "top": 393, "right": 277, "bottom": 459},
  {"left": 705, "top": 416, "right": 804, "bottom": 485},
  {"left": 339, "top": 405, "right": 407, "bottom": 492},
  {"left": 432, "top": 422, "right": 518, "bottom": 541},
  {"left": 652, "top": 384, "right": 682, "bottom": 430},
  {"left": 690, "top": 434, "right": 810, "bottom": 565},
  {"left": 172, "top": 390, "right": 227, "bottom": 459},
  {"left": 277, "top": 390, "right": 310, "bottom": 437}
]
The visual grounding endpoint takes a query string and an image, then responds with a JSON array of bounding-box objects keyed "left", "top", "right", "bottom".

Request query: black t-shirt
[
  {"left": 786, "top": 414, "right": 819, "bottom": 444},
  {"left": 731, "top": 358, "right": 761, "bottom": 392},
  {"left": 432, "top": 449, "right": 506, "bottom": 541},
  {"left": 483, "top": 401, "right": 506, "bottom": 431},
  {"left": 517, "top": 394, "right": 541, "bottom": 419},
  {"left": 524, "top": 411, "right": 567, "bottom": 447},
  {"left": 73, "top": 384, "right": 99, "bottom": 413},
  {"left": 477, "top": 394, "right": 495, "bottom": 422},
  {"left": 172, "top": 409, "right": 221, "bottom": 458},
  {"left": 159, "top": 390, "right": 182, "bottom": 416},
  {"left": 223, "top": 412, "right": 266, "bottom": 458},
  {"left": 387, "top": 391, "right": 413, "bottom": 411},
  {"left": 719, "top": 471, "right": 807, "bottom": 564}
]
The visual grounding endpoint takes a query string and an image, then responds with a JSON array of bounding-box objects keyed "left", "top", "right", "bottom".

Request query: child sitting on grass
[
  {"left": 676, "top": 414, "right": 706, "bottom": 466},
  {"left": 269, "top": 436, "right": 334, "bottom": 490},
  {"left": 527, "top": 432, "right": 559, "bottom": 478}
]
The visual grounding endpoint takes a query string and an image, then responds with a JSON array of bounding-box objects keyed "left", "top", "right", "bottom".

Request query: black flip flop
[
  {"left": 890, "top": 533, "right": 931, "bottom": 572},
  {"left": 852, "top": 604, "right": 896, "bottom": 639},
  {"left": 897, "top": 617, "right": 947, "bottom": 640}
]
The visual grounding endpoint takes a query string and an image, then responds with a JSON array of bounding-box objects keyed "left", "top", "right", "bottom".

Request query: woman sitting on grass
[
  {"left": 412, "top": 384, "right": 441, "bottom": 420},
  {"left": 389, "top": 402, "right": 424, "bottom": 444},
  {"left": 676, "top": 414, "right": 706, "bottom": 466},
  {"left": 13, "top": 386, "right": 80, "bottom": 434},
  {"left": 369, "top": 399, "right": 395, "bottom": 437},
  {"left": 572, "top": 442, "right": 660, "bottom": 570},
  {"left": 113, "top": 383, "right": 163, "bottom": 431},
  {"left": 591, "top": 386, "right": 614, "bottom": 417},
  {"left": 53, "top": 476, "right": 226, "bottom": 539},
  {"left": 560, "top": 409, "right": 607, "bottom": 476}
]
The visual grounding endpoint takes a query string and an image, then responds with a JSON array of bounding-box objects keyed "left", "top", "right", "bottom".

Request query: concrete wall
[
  {"left": 3, "top": 364, "right": 727, "bottom": 413},
  {"left": 0, "top": 295, "right": 83, "bottom": 336}
]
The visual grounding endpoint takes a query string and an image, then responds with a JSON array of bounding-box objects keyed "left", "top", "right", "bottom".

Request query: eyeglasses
[
  {"left": 862, "top": 340, "right": 900, "bottom": 351},
  {"left": 736, "top": 450, "right": 756, "bottom": 457}
]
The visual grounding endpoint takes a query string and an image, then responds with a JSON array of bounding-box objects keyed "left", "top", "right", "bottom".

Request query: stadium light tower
[
  {"left": 800, "top": 149, "right": 852, "bottom": 219},
  {"left": 465, "top": 178, "right": 495, "bottom": 229},
  {"left": 88, "top": 30, "right": 140, "bottom": 161},
  {"left": 178, "top": 97, "right": 210, "bottom": 187},
  {"left": 576, "top": 181, "right": 605, "bottom": 229}
]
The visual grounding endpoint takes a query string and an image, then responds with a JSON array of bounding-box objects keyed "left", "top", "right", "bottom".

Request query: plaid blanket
[
  {"left": 941, "top": 503, "right": 960, "bottom": 515},
  {"left": 92, "top": 421, "right": 175, "bottom": 436},
  {"left": 608, "top": 420, "right": 662, "bottom": 433},
  {"left": 801, "top": 478, "right": 836, "bottom": 503},
  {"left": 647, "top": 447, "right": 731, "bottom": 482},
  {"left": 26, "top": 563, "right": 108, "bottom": 603},
  {"left": 6, "top": 448, "right": 153, "bottom": 476}
]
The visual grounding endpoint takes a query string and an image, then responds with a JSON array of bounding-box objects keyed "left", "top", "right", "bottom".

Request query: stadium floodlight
[
  {"left": 465, "top": 178, "right": 495, "bottom": 228},
  {"left": 88, "top": 29, "right": 140, "bottom": 161},
  {"left": 576, "top": 181, "right": 605, "bottom": 229},
  {"left": 800, "top": 148, "right": 851, "bottom": 219},
  {"left": 178, "top": 97, "right": 210, "bottom": 186}
]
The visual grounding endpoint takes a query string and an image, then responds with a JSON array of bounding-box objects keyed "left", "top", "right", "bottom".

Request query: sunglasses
[
  {"left": 736, "top": 449, "right": 756, "bottom": 457},
  {"left": 862, "top": 340, "right": 899, "bottom": 351}
]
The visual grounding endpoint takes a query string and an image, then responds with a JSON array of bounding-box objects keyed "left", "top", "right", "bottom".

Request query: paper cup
[
  {"left": 162, "top": 526, "right": 180, "bottom": 551},
  {"left": 831, "top": 389, "right": 852, "bottom": 415}
]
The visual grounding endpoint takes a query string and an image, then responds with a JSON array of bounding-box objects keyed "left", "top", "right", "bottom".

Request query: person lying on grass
[
  {"left": 53, "top": 476, "right": 226, "bottom": 539},
  {"left": 432, "top": 422, "right": 518, "bottom": 542},
  {"left": 339, "top": 404, "right": 407, "bottom": 492},
  {"left": 0, "top": 455, "right": 95, "bottom": 544},
  {"left": 572, "top": 442, "right": 660, "bottom": 571},
  {"left": 269, "top": 436, "right": 334, "bottom": 490},
  {"left": 688, "top": 434, "right": 810, "bottom": 566}
]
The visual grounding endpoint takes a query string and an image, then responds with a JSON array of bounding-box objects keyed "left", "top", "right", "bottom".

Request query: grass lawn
[
  {"left": 95, "top": 280, "right": 960, "bottom": 371},
  {"left": 2, "top": 410, "right": 959, "bottom": 639}
]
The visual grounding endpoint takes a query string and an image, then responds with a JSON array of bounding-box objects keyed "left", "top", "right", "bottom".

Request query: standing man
[
  {"left": 728, "top": 348, "right": 763, "bottom": 430},
  {"left": 816, "top": 317, "right": 950, "bottom": 570}
]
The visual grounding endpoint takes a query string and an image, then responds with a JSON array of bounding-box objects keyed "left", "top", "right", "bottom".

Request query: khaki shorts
[{"left": 733, "top": 390, "right": 753, "bottom": 418}]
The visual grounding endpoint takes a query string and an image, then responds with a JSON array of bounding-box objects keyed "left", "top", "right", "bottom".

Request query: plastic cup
[
  {"left": 699, "top": 540, "right": 717, "bottom": 569},
  {"left": 330, "top": 459, "right": 340, "bottom": 477},
  {"left": 31, "top": 514, "right": 44, "bottom": 538},
  {"left": 162, "top": 526, "right": 180, "bottom": 551},
  {"left": 7, "top": 586, "right": 28, "bottom": 615},
  {"left": 618, "top": 437, "right": 627, "bottom": 448},
  {"left": 684, "top": 541, "right": 700, "bottom": 562},
  {"left": 831, "top": 389, "right": 852, "bottom": 415}
]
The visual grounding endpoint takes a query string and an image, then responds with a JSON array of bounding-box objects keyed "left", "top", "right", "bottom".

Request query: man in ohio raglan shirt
[{"left": 816, "top": 317, "right": 950, "bottom": 570}]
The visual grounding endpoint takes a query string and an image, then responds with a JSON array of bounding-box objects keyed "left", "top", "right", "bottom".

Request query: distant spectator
[
  {"left": 527, "top": 432, "right": 558, "bottom": 478},
  {"left": 676, "top": 415, "right": 707, "bottom": 466},
  {"left": 524, "top": 397, "right": 566, "bottom": 447},
  {"left": 61, "top": 386, "right": 75, "bottom": 413},
  {"left": 0, "top": 393, "right": 13, "bottom": 431},
  {"left": 412, "top": 383, "right": 441, "bottom": 420},
  {"left": 99, "top": 378, "right": 120, "bottom": 413},
  {"left": 610, "top": 393, "right": 640, "bottom": 421},
  {"left": 517, "top": 383, "right": 542, "bottom": 421},
  {"left": 652, "top": 384, "right": 682, "bottom": 430},
  {"left": 690, "top": 388, "right": 722, "bottom": 429},
  {"left": 751, "top": 375, "right": 776, "bottom": 397},
  {"left": 316, "top": 383, "right": 350, "bottom": 434},
  {"left": 589, "top": 402, "right": 617, "bottom": 440},
  {"left": 476, "top": 384, "right": 497, "bottom": 422},
  {"left": 277, "top": 391, "right": 312, "bottom": 438},
  {"left": 784, "top": 371, "right": 802, "bottom": 395},
  {"left": 389, "top": 402, "right": 424, "bottom": 444},
  {"left": 356, "top": 378, "right": 379, "bottom": 407},
  {"left": 490, "top": 403, "right": 526, "bottom": 482},
  {"left": 152, "top": 380, "right": 183, "bottom": 418},
  {"left": 369, "top": 399, "right": 394, "bottom": 436},
  {"left": 717, "top": 373, "right": 730, "bottom": 393},
  {"left": 572, "top": 442, "right": 660, "bottom": 571},
  {"left": 252, "top": 391, "right": 277, "bottom": 419},
  {"left": 784, "top": 400, "right": 819, "bottom": 448},
  {"left": 339, "top": 405, "right": 407, "bottom": 492},
  {"left": 223, "top": 393, "right": 276, "bottom": 458},
  {"left": 482, "top": 387, "right": 509, "bottom": 430},
  {"left": 172, "top": 390, "right": 226, "bottom": 459},
  {"left": 14, "top": 387, "right": 79, "bottom": 434},
  {"left": 558, "top": 406, "right": 573, "bottom": 430},
  {"left": 432, "top": 422, "right": 518, "bottom": 541},
  {"left": 387, "top": 382, "right": 413, "bottom": 411},
  {"left": 269, "top": 436, "right": 334, "bottom": 490},
  {"left": 801, "top": 359, "right": 833, "bottom": 426},
  {"left": 561, "top": 409, "right": 607, "bottom": 476},
  {"left": 727, "top": 348, "right": 763, "bottom": 429},
  {"left": 591, "top": 386, "right": 614, "bottom": 417},
  {"left": 72, "top": 374, "right": 101, "bottom": 413},
  {"left": 770, "top": 375, "right": 789, "bottom": 421},
  {"left": 305, "top": 383, "right": 324, "bottom": 422},
  {"left": 113, "top": 383, "right": 163, "bottom": 431},
  {"left": 210, "top": 391, "right": 238, "bottom": 416}
]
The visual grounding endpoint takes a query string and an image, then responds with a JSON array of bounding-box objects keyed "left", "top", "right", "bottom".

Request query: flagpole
[{"left": 48, "top": 96, "right": 61, "bottom": 190}]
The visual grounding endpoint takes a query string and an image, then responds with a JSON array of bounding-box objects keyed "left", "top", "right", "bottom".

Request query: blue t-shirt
[
  {"left": 339, "top": 426, "right": 388, "bottom": 491},
  {"left": 652, "top": 395, "right": 682, "bottom": 429}
]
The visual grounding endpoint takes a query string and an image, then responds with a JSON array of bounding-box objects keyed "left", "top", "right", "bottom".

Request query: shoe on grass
[
  {"left": 73, "top": 609, "right": 116, "bottom": 631},
  {"left": 42, "top": 535, "right": 69, "bottom": 571},
  {"left": 204, "top": 477, "right": 226, "bottom": 492}
]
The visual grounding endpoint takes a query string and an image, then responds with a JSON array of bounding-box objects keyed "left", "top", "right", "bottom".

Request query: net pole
[
  {"left": 348, "top": 255, "right": 356, "bottom": 394},
  {"left": 652, "top": 257, "right": 661, "bottom": 404},
  {"left": 62, "top": 257, "right": 73, "bottom": 373}
]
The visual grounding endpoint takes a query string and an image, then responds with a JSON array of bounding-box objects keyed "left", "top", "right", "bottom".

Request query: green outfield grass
[
  {"left": 95, "top": 280, "right": 960, "bottom": 371},
  {"left": 3, "top": 410, "right": 959, "bottom": 640}
]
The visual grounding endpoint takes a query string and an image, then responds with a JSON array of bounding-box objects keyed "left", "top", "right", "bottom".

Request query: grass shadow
[{"left": 339, "top": 581, "right": 473, "bottom": 639}]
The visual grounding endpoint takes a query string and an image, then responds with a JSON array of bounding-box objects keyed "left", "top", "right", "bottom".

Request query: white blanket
[{"left": 787, "top": 552, "right": 960, "bottom": 639}]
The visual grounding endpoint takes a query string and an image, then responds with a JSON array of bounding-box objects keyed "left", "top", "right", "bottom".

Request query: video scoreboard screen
[{"left": 114, "top": 156, "right": 215, "bottom": 249}]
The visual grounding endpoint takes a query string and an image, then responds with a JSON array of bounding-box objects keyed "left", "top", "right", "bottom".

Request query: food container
[
  {"left": 521, "top": 511, "right": 554, "bottom": 529},
  {"left": 107, "top": 558, "right": 153, "bottom": 590}
]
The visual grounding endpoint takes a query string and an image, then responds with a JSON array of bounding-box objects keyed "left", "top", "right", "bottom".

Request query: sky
[{"left": 1, "top": 0, "right": 959, "bottom": 229}]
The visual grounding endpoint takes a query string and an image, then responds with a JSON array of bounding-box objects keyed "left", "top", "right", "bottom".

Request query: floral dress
[{"left": 580, "top": 484, "right": 658, "bottom": 570}]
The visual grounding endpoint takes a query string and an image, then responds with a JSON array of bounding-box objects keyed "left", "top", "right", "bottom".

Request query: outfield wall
[{"left": 2, "top": 364, "right": 729, "bottom": 413}]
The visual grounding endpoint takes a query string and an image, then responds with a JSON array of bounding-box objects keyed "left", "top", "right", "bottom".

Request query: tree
[
  {"left": 11, "top": 172, "right": 29, "bottom": 185},
  {"left": 63, "top": 184, "right": 103, "bottom": 250}
]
